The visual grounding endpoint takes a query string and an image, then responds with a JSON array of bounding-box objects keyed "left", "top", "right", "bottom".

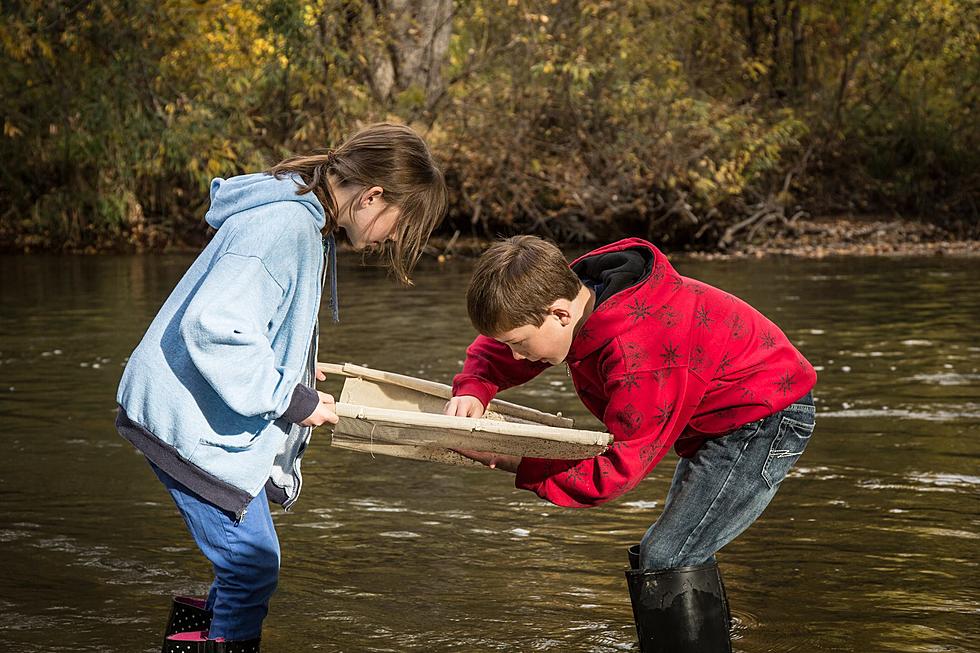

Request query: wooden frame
[{"left": 321, "top": 363, "right": 611, "bottom": 466}]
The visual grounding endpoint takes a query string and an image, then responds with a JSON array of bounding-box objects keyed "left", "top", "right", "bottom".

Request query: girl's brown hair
[{"left": 268, "top": 122, "right": 448, "bottom": 284}]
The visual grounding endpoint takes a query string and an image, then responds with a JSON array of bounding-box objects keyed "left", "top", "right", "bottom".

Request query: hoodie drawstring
[{"left": 325, "top": 234, "right": 340, "bottom": 323}]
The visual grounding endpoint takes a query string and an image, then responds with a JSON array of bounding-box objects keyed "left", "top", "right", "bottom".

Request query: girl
[{"left": 115, "top": 123, "right": 447, "bottom": 652}]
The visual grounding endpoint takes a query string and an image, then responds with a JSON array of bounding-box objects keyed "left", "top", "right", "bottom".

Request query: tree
[{"left": 361, "top": 0, "right": 453, "bottom": 122}]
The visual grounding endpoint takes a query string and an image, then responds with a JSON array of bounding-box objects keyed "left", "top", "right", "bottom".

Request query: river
[{"left": 0, "top": 252, "right": 977, "bottom": 652}]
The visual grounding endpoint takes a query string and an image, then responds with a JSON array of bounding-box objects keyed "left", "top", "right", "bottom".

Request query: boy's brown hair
[
  {"left": 269, "top": 122, "right": 447, "bottom": 284},
  {"left": 468, "top": 236, "right": 582, "bottom": 336}
]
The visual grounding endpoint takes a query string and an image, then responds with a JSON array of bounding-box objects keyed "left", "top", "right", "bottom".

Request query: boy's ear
[{"left": 548, "top": 300, "right": 574, "bottom": 325}]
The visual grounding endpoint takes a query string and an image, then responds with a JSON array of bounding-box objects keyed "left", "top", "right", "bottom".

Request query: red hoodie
[{"left": 452, "top": 238, "right": 817, "bottom": 508}]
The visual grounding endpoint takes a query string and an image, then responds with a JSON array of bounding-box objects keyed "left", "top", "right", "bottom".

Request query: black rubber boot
[
  {"left": 624, "top": 547, "right": 732, "bottom": 653},
  {"left": 163, "top": 633, "right": 261, "bottom": 653},
  {"left": 627, "top": 544, "right": 641, "bottom": 570},
  {"left": 164, "top": 596, "right": 213, "bottom": 639}
]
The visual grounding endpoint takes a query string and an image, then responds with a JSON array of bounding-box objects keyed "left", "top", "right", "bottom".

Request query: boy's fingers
[
  {"left": 453, "top": 448, "right": 496, "bottom": 466},
  {"left": 443, "top": 396, "right": 487, "bottom": 418},
  {"left": 445, "top": 398, "right": 468, "bottom": 417}
]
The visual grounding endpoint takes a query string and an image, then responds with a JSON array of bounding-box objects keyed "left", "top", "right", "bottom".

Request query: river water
[{"left": 0, "top": 252, "right": 977, "bottom": 652}]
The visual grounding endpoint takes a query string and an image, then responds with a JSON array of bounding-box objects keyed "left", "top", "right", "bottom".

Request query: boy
[{"left": 445, "top": 236, "right": 816, "bottom": 653}]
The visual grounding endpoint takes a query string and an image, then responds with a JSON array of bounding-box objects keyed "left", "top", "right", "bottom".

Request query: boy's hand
[
  {"left": 300, "top": 391, "right": 339, "bottom": 427},
  {"left": 444, "top": 395, "right": 486, "bottom": 418},
  {"left": 453, "top": 449, "right": 522, "bottom": 474}
]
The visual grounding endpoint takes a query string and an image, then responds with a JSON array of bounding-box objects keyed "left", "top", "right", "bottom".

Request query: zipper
[{"left": 281, "top": 238, "right": 328, "bottom": 511}]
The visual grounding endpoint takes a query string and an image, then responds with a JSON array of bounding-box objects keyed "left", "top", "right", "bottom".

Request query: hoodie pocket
[
  {"left": 197, "top": 431, "right": 263, "bottom": 453},
  {"left": 761, "top": 416, "right": 814, "bottom": 489}
]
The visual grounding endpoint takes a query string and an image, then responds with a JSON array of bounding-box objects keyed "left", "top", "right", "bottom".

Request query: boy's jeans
[
  {"left": 150, "top": 462, "right": 280, "bottom": 640},
  {"left": 639, "top": 392, "right": 815, "bottom": 570}
]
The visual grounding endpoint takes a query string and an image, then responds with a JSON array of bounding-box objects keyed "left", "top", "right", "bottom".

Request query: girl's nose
[{"left": 511, "top": 349, "right": 526, "bottom": 361}]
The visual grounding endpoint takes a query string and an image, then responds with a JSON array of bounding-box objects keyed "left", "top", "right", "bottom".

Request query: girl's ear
[{"left": 360, "top": 186, "right": 384, "bottom": 208}]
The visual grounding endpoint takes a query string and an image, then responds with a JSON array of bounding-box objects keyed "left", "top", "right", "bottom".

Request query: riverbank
[
  {"left": 427, "top": 215, "right": 979, "bottom": 261},
  {"left": 689, "top": 215, "right": 980, "bottom": 260},
  {"left": 4, "top": 215, "right": 976, "bottom": 259}
]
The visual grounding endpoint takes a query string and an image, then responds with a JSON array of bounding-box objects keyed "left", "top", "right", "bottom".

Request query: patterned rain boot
[
  {"left": 163, "top": 630, "right": 261, "bottom": 653},
  {"left": 624, "top": 546, "right": 732, "bottom": 653},
  {"left": 164, "top": 596, "right": 212, "bottom": 638}
]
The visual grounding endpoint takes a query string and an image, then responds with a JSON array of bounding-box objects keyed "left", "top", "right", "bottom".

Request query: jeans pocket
[{"left": 761, "top": 416, "right": 815, "bottom": 489}]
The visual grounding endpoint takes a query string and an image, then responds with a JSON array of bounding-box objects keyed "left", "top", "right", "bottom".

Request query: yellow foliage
[
  {"left": 206, "top": 157, "right": 223, "bottom": 176},
  {"left": 2, "top": 0, "right": 975, "bottom": 250},
  {"left": 4, "top": 120, "right": 23, "bottom": 138},
  {"left": 741, "top": 59, "right": 768, "bottom": 81}
]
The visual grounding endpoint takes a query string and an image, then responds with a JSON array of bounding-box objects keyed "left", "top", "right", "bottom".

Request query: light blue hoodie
[{"left": 116, "top": 173, "right": 335, "bottom": 518}]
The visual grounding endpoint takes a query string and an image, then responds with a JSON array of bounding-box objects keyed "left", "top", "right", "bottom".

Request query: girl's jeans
[
  {"left": 639, "top": 392, "right": 815, "bottom": 570},
  {"left": 150, "top": 462, "right": 280, "bottom": 640}
]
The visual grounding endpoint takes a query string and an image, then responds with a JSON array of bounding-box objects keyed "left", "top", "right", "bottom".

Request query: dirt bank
[
  {"left": 693, "top": 216, "right": 979, "bottom": 260},
  {"left": 426, "top": 216, "right": 979, "bottom": 261}
]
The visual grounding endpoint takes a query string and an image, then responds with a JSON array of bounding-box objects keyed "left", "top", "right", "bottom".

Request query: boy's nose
[{"left": 511, "top": 350, "right": 526, "bottom": 361}]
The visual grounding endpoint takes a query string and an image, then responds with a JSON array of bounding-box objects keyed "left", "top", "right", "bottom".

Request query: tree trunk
[
  {"left": 366, "top": 0, "right": 453, "bottom": 122},
  {"left": 769, "top": 0, "right": 782, "bottom": 96},
  {"left": 790, "top": 1, "right": 805, "bottom": 94},
  {"left": 744, "top": 0, "right": 758, "bottom": 58}
]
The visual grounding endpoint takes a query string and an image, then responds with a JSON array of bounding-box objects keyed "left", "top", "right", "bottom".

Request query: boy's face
[{"left": 493, "top": 303, "right": 575, "bottom": 366}]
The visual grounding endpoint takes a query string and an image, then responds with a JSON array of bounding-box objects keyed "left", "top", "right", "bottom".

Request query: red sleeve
[
  {"left": 451, "top": 335, "right": 550, "bottom": 408},
  {"left": 515, "top": 367, "right": 696, "bottom": 508}
]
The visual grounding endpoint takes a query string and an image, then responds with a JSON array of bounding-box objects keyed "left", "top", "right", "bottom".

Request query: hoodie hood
[
  {"left": 572, "top": 243, "right": 655, "bottom": 306},
  {"left": 205, "top": 173, "right": 326, "bottom": 231},
  {"left": 567, "top": 238, "right": 678, "bottom": 362}
]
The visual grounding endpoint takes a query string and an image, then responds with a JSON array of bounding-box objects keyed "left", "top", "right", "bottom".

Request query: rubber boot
[
  {"left": 626, "top": 545, "right": 643, "bottom": 631},
  {"left": 163, "top": 630, "right": 261, "bottom": 653},
  {"left": 624, "top": 546, "right": 732, "bottom": 653},
  {"left": 628, "top": 544, "right": 641, "bottom": 570},
  {"left": 164, "top": 596, "right": 212, "bottom": 638}
]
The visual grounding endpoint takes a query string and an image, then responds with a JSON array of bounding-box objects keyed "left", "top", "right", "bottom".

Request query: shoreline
[
  {"left": 427, "top": 216, "right": 979, "bottom": 260},
  {"left": 3, "top": 216, "right": 977, "bottom": 259}
]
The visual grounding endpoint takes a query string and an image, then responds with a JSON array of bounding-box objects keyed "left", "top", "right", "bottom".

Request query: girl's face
[{"left": 340, "top": 186, "right": 401, "bottom": 250}]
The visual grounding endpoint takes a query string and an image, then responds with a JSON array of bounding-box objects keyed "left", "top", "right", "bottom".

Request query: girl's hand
[
  {"left": 300, "top": 391, "right": 339, "bottom": 427},
  {"left": 444, "top": 395, "right": 486, "bottom": 418},
  {"left": 315, "top": 362, "right": 331, "bottom": 381},
  {"left": 453, "top": 449, "right": 521, "bottom": 474}
]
